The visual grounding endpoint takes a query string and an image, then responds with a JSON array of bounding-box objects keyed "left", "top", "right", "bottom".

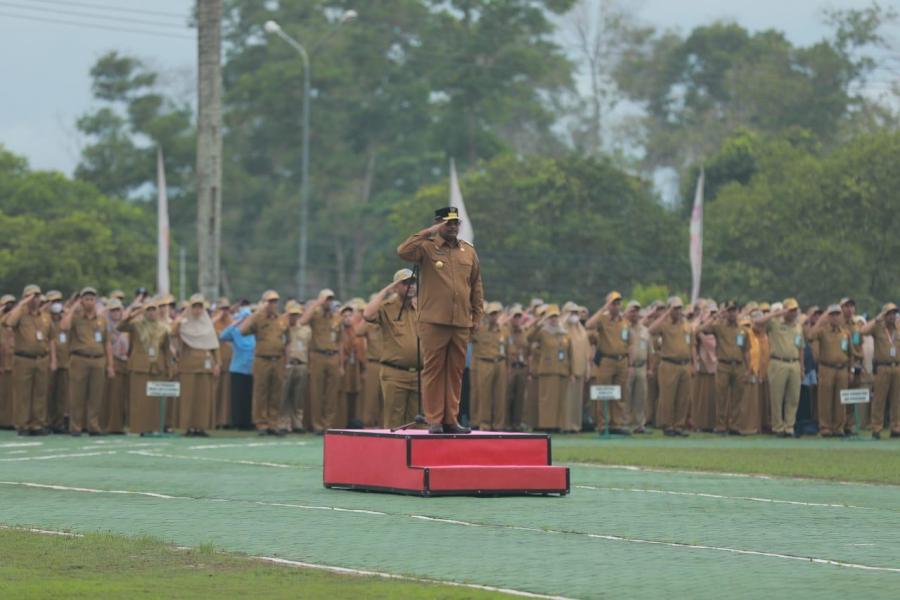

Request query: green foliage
[{"left": 0, "top": 146, "right": 155, "bottom": 296}]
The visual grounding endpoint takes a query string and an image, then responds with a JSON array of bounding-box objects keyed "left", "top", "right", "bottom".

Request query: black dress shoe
[
  {"left": 71, "top": 431, "right": 83, "bottom": 437},
  {"left": 872, "top": 431, "right": 881, "bottom": 440},
  {"left": 428, "top": 424, "right": 444, "bottom": 434},
  {"left": 196, "top": 430, "right": 209, "bottom": 437},
  {"left": 274, "top": 429, "right": 287, "bottom": 437},
  {"left": 442, "top": 423, "right": 471, "bottom": 434},
  {"left": 663, "top": 429, "right": 677, "bottom": 437}
]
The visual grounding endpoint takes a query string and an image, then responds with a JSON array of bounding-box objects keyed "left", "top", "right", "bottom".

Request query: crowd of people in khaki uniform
[{"left": 2, "top": 278, "right": 899, "bottom": 440}]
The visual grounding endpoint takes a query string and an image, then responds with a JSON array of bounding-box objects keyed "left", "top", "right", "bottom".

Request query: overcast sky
[{"left": 0, "top": 0, "right": 892, "bottom": 174}]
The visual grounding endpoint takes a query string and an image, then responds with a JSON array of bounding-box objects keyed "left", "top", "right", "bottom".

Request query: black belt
[
  {"left": 15, "top": 352, "right": 47, "bottom": 359},
  {"left": 312, "top": 349, "right": 338, "bottom": 356},
  {"left": 288, "top": 359, "right": 306, "bottom": 366},
  {"left": 367, "top": 358, "right": 380, "bottom": 363},
  {"left": 820, "top": 362, "right": 848, "bottom": 370},
  {"left": 380, "top": 360, "right": 418, "bottom": 373},
  {"left": 511, "top": 362, "right": 528, "bottom": 369},
  {"left": 72, "top": 351, "right": 103, "bottom": 359},
  {"left": 874, "top": 360, "right": 900, "bottom": 367},
  {"left": 661, "top": 357, "right": 690, "bottom": 366},
  {"left": 632, "top": 360, "right": 646, "bottom": 368},
  {"left": 771, "top": 355, "right": 799, "bottom": 363},
  {"left": 604, "top": 354, "right": 627, "bottom": 361},
  {"left": 477, "top": 357, "right": 505, "bottom": 363},
  {"left": 719, "top": 359, "right": 742, "bottom": 366},
  {"left": 255, "top": 355, "right": 282, "bottom": 361}
]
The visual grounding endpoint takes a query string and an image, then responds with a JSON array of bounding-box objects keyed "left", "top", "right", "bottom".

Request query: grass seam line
[{"left": 0, "top": 451, "right": 118, "bottom": 462}]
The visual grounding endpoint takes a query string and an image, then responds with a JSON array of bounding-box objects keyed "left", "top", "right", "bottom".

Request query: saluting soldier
[
  {"left": 754, "top": 298, "right": 805, "bottom": 437},
  {"left": 471, "top": 302, "right": 509, "bottom": 431},
  {"left": 699, "top": 301, "right": 748, "bottom": 434},
  {"left": 528, "top": 305, "right": 574, "bottom": 430},
  {"left": 46, "top": 291, "right": 70, "bottom": 433},
  {"left": 300, "top": 289, "right": 342, "bottom": 433},
  {"left": 118, "top": 298, "right": 172, "bottom": 435},
  {"left": 647, "top": 296, "right": 693, "bottom": 437},
  {"left": 358, "top": 296, "right": 384, "bottom": 428},
  {"left": 173, "top": 294, "right": 220, "bottom": 436},
  {"left": 364, "top": 269, "right": 420, "bottom": 429},
  {"left": 338, "top": 304, "right": 366, "bottom": 428},
  {"left": 60, "top": 287, "right": 112, "bottom": 436},
  {"left": 240, "top": 290, "right": 288, "bottom": 435},
  {"left": 103, "top": 298, "right": 129, "bottom": 434},
  {"left": 0, "top": 294, "right": 15, "bottom": 429},
  {"left": 585, "top": 291, "right": 632, "bottom": 434},
  {"left": 212, "top": 298, "right": 234, "bottom": 428},
  {"left": 840, "top": 297, "right": 864, "bottom": 434},
  {"left": 806, "top": 304, "right": 852, "bottom": 437},
  {"left": 625, "top": 300, "right": 653, "bottom": 433},
  {"left": 397, "top": 206, "right": 484, "bottom": 434},
  {"left": 281, "top": 301, "right": 310, "bottom": 433},
  {"left": 563, "top": 302, "right": 590, "bottom": 433},
  {"left": 860, "top": 303, "right": 900, "bottom": 439},
  {"left": 506, "top": 305, "right": 530, "bottom": 432},
  {"left": 5, "top": 285, "right": 51, "bottom": 435}
]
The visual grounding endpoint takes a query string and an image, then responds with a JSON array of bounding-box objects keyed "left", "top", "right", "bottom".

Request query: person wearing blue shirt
[{"left": 220, "top": 306, "right": 256, "bottom": 429}]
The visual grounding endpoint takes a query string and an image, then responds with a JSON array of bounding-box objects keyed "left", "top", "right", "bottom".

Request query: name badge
[
  {"left": 330, "top": 331, "right": 337, "bottom": 343},
  {"left": 621, "top": 329, "right": 630, "bottom": 342},
  {"left": 557, "top": 350, "right": 566, "bottom": 362},
  {"left": 149, "top": 347, "right": 157, "bottom": 358},
  {"left": 892, "top": 347, "right": 897, "bottom": 358},
  {"left": 684, "top": 334, "right": 691, "bottom": 346},
  {"left": 94, "top": 331, "right": 103, "bottom": 343},
  {"left": 518, "top": 353, "right": 525, "bottom": 363},
  {"left": 204, "top": 357, "right": 213, "bottom": 370},
  {"left": 36, "top": 331, "right": 44, "bottom": 341},
  {"left": 296, "top": 341, "right": 305, "bottom": 352},
  {"left": 840, "top": 338, "right": 849, "bottom": 352},
  {"left": 349, "top": 354, "right": 356, "bottom": 365},
  {"left": 736, "top": 333, "right": 746, "bottom": 348},
  {"left": 58, "top": 333, "right": 67, "bottom": 344},
  {"left": 794, "top": 334, "right": 803, "bottom": 348},
  {"left": 499, "top": 343, "right": 506, "bottom": 356},
  {"left": 851, "top": 331, "right": 861, "bottom": 346}
]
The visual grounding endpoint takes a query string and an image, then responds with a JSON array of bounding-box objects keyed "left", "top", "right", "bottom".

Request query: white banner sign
[
  {"left": 147, "top": 381, "right": 181, "bottom": 397},
  {"left": 590, "top": 385, "right": 621, "bottom": 401},
  {"left": 840, "top": 389, "right": 870, "bottom": 405}
]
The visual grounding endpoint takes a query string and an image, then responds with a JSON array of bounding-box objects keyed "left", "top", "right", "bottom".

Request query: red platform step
[{"left": 323, "top": 429, "right": 569, "bottom": 497}]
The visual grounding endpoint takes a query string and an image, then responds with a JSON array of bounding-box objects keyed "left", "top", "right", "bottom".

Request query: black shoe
[
  {"left": 891, "top": 431, "right": 900, "bottom": 438},
  {"left": 88, "top": 431, "right": 105, "bottom": 437},
  {"left": 71, "top": 431, "right": 83, "bottom": 437},
  {"left": 257, "top": 429, "right": 268, "bottom": 436},
  {"left": 274, "top": 429, "right": 287, "bottom": 437},
  {"left": 292, "top": 428, "right": 307, "bottom": 434},
  {"left": 663, "top": 429, "right": 677, "bottom": 437},
  {"left": 677, "top": 430, "right": 690, "bottom": 437},
  {"left": 443, "top": 423, "right": 471, "bottom": 434},
  {"left": 428, "top": 424, "right": 445, "bottom": 434},
  {"left": 195, "top": 430, "right": 209, "bottom": 438},
  {"left": 873, "top": 431, "right": 882, "bottom": 440}
]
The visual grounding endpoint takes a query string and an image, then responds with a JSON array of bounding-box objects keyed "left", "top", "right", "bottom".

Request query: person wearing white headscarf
[{"left": 173, "top": 294, "right": 220, "bottom": 436}]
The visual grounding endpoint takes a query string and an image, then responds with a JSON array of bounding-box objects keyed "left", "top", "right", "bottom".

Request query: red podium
[{"left": 323, "top": 429, "right": 569, "bottom": 497}]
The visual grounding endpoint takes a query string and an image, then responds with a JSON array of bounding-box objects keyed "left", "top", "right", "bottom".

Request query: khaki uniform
[
  {"left": 808, "top": 323, "right": 851, "bottom": 435},
  {"left": 360, "top": 322, "right": 383, "bottom": 427},
  {"left": 368, "top": 295, "right": 419, "bottom": 429},
  {"left": 0, "top": 322, "right": 13, "bottom": 428},
  {"left": 397, "top": 230, "right": 484, "bottom": 426},
  {"left": 590, "top": 313, "right": 631, "bottom": 431},
  {"left": 307, "top": 307, "right": 341, "bottom": 431},
  {"left": 844, "top": 316, "right": 865, "bottom": 431},
  {"left": 67, "top": 311, "right": 108, "bottom": 434},
  {"left": 117, "top": 318, "right": 170, "bottom": 434},
  {"left": 767, "top": 318, "right": 804, "bottom": 434},
  {"left": 654, "top": 319, "right": 692, "bottom": 432},
  {"left": 528, "top": 325, "right": 573, "bottom": 430},
  {"left": 738, "top": 326, "right": 765, "bottom": 435},
  {"left": 700, "top": 320, "right": 748, "bottom": 433},
  {"left": 339, "top": 323, "right": 366, "bottom": 427},
  {"left": 564, "top": 322, "right": 590, "bottom": 433},
  {"left": 214, "top": 319, "right": 233, "bottom": 427},
  {"left": 692, "top": 329, "right": 717, "bottom": 431},
  {"left": 245, "top": 311, "right": 288, "bottom": 431},
  {"left": 627, "top": 322, "right": 652, "bottom": 429},
  {"left": 178, "top": 344, "right": 219, "bottom": 431},
  {"left": 48, "top": 320, "right": 71, "bottom": 431},
  {"left": 6, "top": 310, "right": 51, "bottom": 432},
  {"left": 103, "top": 320, "right": 129, "bottom": 433},
  {"left": 471, "top": 322, "right": 509, "bottom": 430},
  {"left": 868, "top": 323, "right": 900, "bottom": 434},
  {"left": 506, "top": 325, "right": 530, "bottom": 430},
  {"left": 282, "top": 322, "right": 310, "bottom": 431}
]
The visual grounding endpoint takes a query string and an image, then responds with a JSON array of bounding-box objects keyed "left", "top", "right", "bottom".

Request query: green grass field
[{"left": 1, "top": 430, "right": 899, "bottom": 599}]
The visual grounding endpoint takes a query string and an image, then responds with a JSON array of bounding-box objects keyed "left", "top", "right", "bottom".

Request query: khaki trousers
[
  {"left": 646, "top": 370, "right": 659, "bottom": 426},
  {"left": 690, "top": 372, "right": 716, "bottom": 431},
  {"left": 715, "top": 361, "right": 744, "bottom": 432},
  {"left": 768, "top": 360, "right": 801, "bottom": 434},
  {"left": 252, "top": 357, "right": 284, "bottom": 431},
  {"left": 47, "top": 368, "right": 69, "bottom": 431},
  {"left": 817, "top": 365, "right": 849, "bottom": 435},
  {"left": 537, "top": 374, "right": 567, "bottom": 429},
  {"left": 562, "top": 375, "right": 584, "bottom": 432},
  {"left": 418, "top": 323, "right": 468, "bottom": 426},
  {"left": 13, "top": 355, "right": 49, "bottom": 431},
  {"left": 594, "top": 357, "right": 629, "bottom": 430},
  {"left": 656, "top": 360, "right": 690, "bottom": 432},
  {"left": 381, "top": 366, "right": 418, "bottom": 429},
  {"left": 69, "top": 355, "right": 105, "bottom": 434},
  {"left": 309, "top": 351, "right": 340, "bottom": 432},
  {"left": 0, "top": 371, "right": 13, "bottom": 428},
  {"left": 507, "top": 365, "right": 528, "bottom": 429},
  {"left": 627, "top": 366, "right": 648, "bottom": 429},
  {"left": 128, "top": 372, "right": 162, "bottom": 434},
  {"left": 179, "top": 372, "right": 215, "bottom": 430},
  {"left": 871, "top": 364, "right": 899, "bottom": 434},
  {"left": 468, "top": 360, "right": 480, "bottom": 427},
  {"left": 214, "top": 364, "right": 232, "bottom": 427},
  {"left": 524, "top": 375, "right": 539, "bottom": 430},
  {"left": 361, "top": 359, "right": 383, "bottom": 427},
  {"left": 102, "top": 358, "right": 128, "bottom": 433},
  {"left": 280, "top": 363, "right": 308, "bottom": 430},
  {"left": 474, "top": 358, "right": 508, "bottom": 430}
]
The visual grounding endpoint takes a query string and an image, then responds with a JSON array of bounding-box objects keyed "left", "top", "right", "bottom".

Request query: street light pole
[{"left": 264, "top": 12, "right": 357, "bottom": 301}]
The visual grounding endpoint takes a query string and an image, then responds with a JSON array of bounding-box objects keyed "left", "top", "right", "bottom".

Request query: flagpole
[
  {"left": 689, "top": 167, "right": 704, "bottom": 304},
  {"left": 157, "top": 147, "right": 171, "bottom": 296}
]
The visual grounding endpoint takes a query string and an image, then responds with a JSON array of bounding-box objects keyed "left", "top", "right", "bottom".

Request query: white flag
[
  {"left": 157, "top": 146, "right": 170, "bottom": 296},
  {"left": 449, "top": 158, "right": 474, "bottom": 245},
  {"left": 689, "top": 167, "right": 704, "bottom": 304}
]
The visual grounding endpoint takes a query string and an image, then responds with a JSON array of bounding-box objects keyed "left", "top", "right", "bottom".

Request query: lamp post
[{"left": 264, "top": 10, "right": 357, "bottom": 300}]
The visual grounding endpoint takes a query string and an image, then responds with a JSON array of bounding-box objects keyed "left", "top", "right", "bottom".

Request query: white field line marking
[
  {"left": 186, "top": 441, "right": 308, "bottom": 450},
  {"left": 127, "top": 450, "right": 307, "bottom": 469},
  {"left": 0, "top": 451, "right": 117, "bottom": 462},
  {"left": 0, "top": 442, "right": 42, "bottom": 448},
  {"left": 566, "top": 462, "right": 898, "bottom": 487},
  {"left": 256, "top": 556, "right": 574, "bottom": 599},
  {"left": 6, "top": 450, "right": 27, "bottom": 455},
  {"left": 4, "top": 480, "right": 899, "bottom": 575},
  {"left": 574, "top": 485, "right": 874, "bottom": 510},
  {"left": 33, "top": 442, "right": 171, "bottom": 453},
  {"left": 0, "top": 524, "right": 568, "bottom": 600}
]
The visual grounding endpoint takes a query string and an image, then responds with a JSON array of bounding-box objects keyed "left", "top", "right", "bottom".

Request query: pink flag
[{"left": 689, "top": 168, "right": 704, "bottom": 304}]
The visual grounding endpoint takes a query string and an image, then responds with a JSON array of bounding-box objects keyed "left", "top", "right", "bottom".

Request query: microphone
[{"left": 390, "top": 414, "right": 427, "bottom": 432}]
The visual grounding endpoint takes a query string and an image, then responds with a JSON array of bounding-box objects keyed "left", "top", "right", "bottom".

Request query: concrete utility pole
[{"left": 196, "top": 0, "right": 222, "bottom": 300}]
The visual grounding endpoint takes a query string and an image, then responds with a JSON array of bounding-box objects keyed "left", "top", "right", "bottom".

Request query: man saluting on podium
[{"left": 398, "top": 207, "right": 484, "bottom": 434}]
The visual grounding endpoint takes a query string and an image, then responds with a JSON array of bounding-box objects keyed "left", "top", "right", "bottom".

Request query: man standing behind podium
[{"left": 398, "top": 206, "right": 485, "bottom": 434}]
